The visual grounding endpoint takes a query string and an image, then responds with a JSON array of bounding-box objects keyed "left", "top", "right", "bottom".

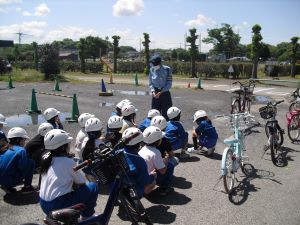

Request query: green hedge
[
  {"left": 265, "top": 64, "right": 300, "bottom": 77},
  {"left": 118, "top": 61, "right": 253, "bottom": 78}
]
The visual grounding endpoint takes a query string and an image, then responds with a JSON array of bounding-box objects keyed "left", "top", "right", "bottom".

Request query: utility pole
[
  {"left": 139, "top": 38, "right": 142, "bottom": 61},
  {"left": 184, "top": 33, "right": 187, "bottom": 50},
  {"left": 198, "top": 33, "right": 201, "bottom": 53}
]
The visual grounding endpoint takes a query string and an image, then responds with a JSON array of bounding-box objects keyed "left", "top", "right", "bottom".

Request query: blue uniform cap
[{"left": 150, "top": 55, "right": 162, "bottom": 66}]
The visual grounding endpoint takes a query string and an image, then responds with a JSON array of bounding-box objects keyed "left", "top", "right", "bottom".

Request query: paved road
[{"left": 0, "top": 80, "right": 299, "bottom": 225}]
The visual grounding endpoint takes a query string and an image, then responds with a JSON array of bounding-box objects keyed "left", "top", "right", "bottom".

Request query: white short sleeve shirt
[{"left": 138, "top": 145, "right": 165, "bottom": 174}]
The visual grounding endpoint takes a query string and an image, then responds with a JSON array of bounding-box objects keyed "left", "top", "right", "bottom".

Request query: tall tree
[
  {"left": 85, "top": 36, "right": 109, "bottom": 60},
  {"left": 78, "top": 38, "right": 86, "bottom": 73},
  {"left": 251, "top": 24, "right": 263, "bottom": 79},
  {"left": 112, "top": 35, "right": 120, "bottom": 73},
  {"left": 39, "top": 44, "right": 60, "bottom": 80},
  {"left": 186, "top": 28, "right": 198, "bottom": 77},
  {"left": 13, "top": 45, "right": 20, "bottom": 62},
  {"left": 203, "top": 23, "right": 241, "bottom": 59},
  {"left": 32, "top": 42, "right": 38, "bottom": 70},
  {"left": 290, "top": 36, "right": 299, "bottom": 78},
  {"left": 142, "top": 33, "right": 150, "bottom": 75}
]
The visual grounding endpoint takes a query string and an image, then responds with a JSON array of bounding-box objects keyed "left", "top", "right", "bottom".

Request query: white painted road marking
[
  {"left": 265, "top": 91, "right": 289, "bottom": 96},
  {"left": 213, "top": 85, "right": 228, "bottom": 88},
  {"left": 253, "top": 88, "right": 275, "bottom": 93}
]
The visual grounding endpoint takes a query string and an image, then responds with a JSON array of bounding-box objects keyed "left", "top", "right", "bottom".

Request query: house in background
[{"left": 59, "top": 50, "right": 78, "bottom": 61}]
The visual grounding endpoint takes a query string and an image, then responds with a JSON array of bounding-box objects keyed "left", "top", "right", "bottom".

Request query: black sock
[{"left": 193, "top": 137, "right": 198, "bottom": 149}]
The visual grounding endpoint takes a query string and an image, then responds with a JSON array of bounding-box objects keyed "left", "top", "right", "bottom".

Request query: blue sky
[{"left": 0, "top": 0, "right": 299, "bottom": 52}]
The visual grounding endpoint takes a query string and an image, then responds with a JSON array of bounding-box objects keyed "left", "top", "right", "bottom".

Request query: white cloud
[
  {"left": 184, "top": 14, "right": 214, "bottom": 27},
  {"left": 0, "top": 7, "right": 7, "bottom": 12},
  {"left": 20, "top": 3, "right": 50, "bottom": 17},
  {"left": 109, "top": 28, "right": 141, "bottom": 50},
  {"left": 0, "top": 0, "right": 22, "bottom": 5},
  {"left": 233, "top": 21, "right": 249, "bottom": 33},
  {"left": 44, "top": 26, "right": 98, "bottom": 43},
  {"left": 15, "top": 7, "right": 21, "bottom": 12},
  {"left": 113, "top": 0, "right": 144, "bottom": 17}
]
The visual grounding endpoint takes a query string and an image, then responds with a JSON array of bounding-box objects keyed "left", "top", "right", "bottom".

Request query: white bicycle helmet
[
  {"left": 85, "top": 118, "right": 103, "bottom": 132},
  {"left": 78, "top": 113, "right": 95, "bottom": 128},
  {"left": 43, "top": 108, "right": 60, "bottom": 121},
  {"left": 143, "top": 126, "right": 163, "bottom": 144},
  {"left": 0, "top": 113, "right": 7, "bottom": 125},
  {"left": 122, "top": 127, "right": 143, "bottom": 146},
  {"left": 193, "top": 110, "right": 207, "bottom": 122},
  {"left": 7, "top": 127, "right": 29, "bottom": 139},
  {"left": 167, "top": 106, "right": 181, "bottom": 120},
  {"left": 38, "top": 122, "right": 54, "bottom": 136},
  {"left": 147, "top": 109, "right": 160, "bottom": 118},
  {"left": 108, "top": 116, "right": 123, "bottom": 129},
  {"left": 44, "top": 129, "right": 73, "bottom": 150},
  {"left": 151, "top": 115, "right": 167, "bottom": 130},
  {"left": 121, "top": 105, "right": 137, "bottom": 117},
  {"left": 116, "top": 99, "right": 132, "bottom": 110}
]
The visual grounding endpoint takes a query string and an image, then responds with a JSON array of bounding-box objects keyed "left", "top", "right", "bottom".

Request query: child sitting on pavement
[
  {"left": 0, "top": 127, "right": 35, "bottom": 193},
  {"left": 139, "top": 126, "right": 175, "bottom": 195},
  {"left": 164, "top": 106, "right": 189, "bottom": 159},
  {"left": 43, "top": 108, "right": 64, "bottom": 130},
  {"left": 151, "top": 115, "right": 179, "bottom": 167},
  {"left": 105, "top": 115, "right": 123, "bottom": 147},
  {"left": 25, "top": 122, "right": 53, "bottom": 168},
  {"left": 111, "top": 99, "right": 132, "bottom": 117},
  {"left": 0, "top": 114, "right": 8, "bottom": 152},
  {"left": 120, "top": 105, "right": 137, "bottom": 134},
  {"left": 138, "top": 109, "right": 160, "bottom": 132},
  {"left": 187, "top": 110, "right": 218, "bottom": 155},
  {"left": 75, "top": 113, "right": 95, "bottom": 158}
]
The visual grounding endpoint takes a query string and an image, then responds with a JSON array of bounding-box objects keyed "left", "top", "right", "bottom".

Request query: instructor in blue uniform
[{"left": 149, "top": 55, "right": 173, "bottom": 120}]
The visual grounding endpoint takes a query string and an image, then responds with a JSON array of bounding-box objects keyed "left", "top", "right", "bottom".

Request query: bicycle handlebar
[
  {"left": 268, "top": 100, "right": 284, "bottom": 107},
  {"left": 73, "top": 159, "right": 92, "bottom": 171},
  {"left": 232, "top": 80, "right": 255, "bottom": 87}
]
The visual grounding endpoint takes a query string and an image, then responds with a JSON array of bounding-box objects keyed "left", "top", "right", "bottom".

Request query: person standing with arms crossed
[{"left": 149, "top": 55, "right": 173, "bottom": 120}]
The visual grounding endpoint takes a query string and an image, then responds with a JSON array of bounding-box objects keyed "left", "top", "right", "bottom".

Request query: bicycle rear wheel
[
  {"left": 289, "top": 101, "right": 300, "bottom": 112},
  {"left": 269, "top": 135, "right": 284, "bottom": 167},
  {"left": 265, "top": 122, "right": 284, "bottom": 146},
  {"left": 119, "top": 187, "right": 152, "bottom": 225},
  {"left": 222, "top": 148, "right": 236, "bottom": 194},
  {"left": 231, "top": 99, "right": 240, "bottom": 114},
  {"left": 287, "top": 114, "right": 300, "bottom": 141}
]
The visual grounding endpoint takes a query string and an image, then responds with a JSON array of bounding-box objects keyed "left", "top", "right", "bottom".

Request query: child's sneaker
[{"left": 187, "top": 147, "right": 199, "bottom": 154}]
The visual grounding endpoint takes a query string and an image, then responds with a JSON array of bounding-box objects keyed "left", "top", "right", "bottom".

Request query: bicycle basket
[
  {"left": 259, "top": 106, "right": 274, "bottom": 119},
  {"left": 90, "top": 151, "right": 130, "bottom": 185},
  {"left": 242, "top": 84, "right": 255, "bottom": 94}
]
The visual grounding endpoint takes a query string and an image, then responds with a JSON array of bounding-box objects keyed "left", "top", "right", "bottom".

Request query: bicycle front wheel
[
  {"left": 222, "top": 148, "right": 236, "bottom": 194},
  {"left": 265, "top": 122, "right": 284, "bottom": 146},
  {"left": 244, "top": 98, "right": 251, "bottom": 113},
  {"left": 231, "top": 99, "right": 240, "bottom": 114},
  {"left": 119, "top": 187, "right": 152, "bottom": 225},
  {"left": 288, "top": 114, "right": 300, "bottom": 141},
  {"left": 269, "top": 135, "right": 284, "bottom": 167}
]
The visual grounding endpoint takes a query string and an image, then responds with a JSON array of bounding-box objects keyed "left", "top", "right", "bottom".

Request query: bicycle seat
[
  {"left": 224, "top": 136, "right": 238, "bottom": 145},
  {"left": 47, "top": 204, "right": 85, "bottom": 224}
]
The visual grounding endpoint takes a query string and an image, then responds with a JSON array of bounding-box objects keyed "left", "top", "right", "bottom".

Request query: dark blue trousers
[{"left": 152, "top": 91, "right": 172, "bottom": 120}]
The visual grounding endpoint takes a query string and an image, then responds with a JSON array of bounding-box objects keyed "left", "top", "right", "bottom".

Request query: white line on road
[
  {"left": 226, "top": 88, "right": 240, "bottom": 92},
  {"left": 265, "top": 91, "right": 289, "bottom": 96},
  {"left": 213, "top": 85, "right": 228, "bottom": 88},
  {"left": 253, "top": 88, "right": 275, "bottom": 93}
]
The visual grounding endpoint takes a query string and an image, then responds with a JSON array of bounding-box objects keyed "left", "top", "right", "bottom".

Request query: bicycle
[
  {"left": 41, "top": 133, "right": 152, "bottom": 225},
  {"left": 286, "top": 109, "right": 300, "bottom": 142},
  {"left": 231, "top": 80, "right": 255, "bottom": 114},
  {"left": 219, "top": 112, "right": 254, "bottom": 194},
  {"left": 259, "top": 100, "right": 285, "bottom": 166},
  {"left": 287, "top": 88, "right": 300, "bottom": 112}
]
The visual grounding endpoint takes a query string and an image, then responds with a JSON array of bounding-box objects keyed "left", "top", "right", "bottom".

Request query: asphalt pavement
[{"left": 0, "top": 79, "right": 299, "bottom": 225}]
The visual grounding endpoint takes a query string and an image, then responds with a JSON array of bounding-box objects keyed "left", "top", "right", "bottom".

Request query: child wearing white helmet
[
  {"left": 25, "top": 122, "right": 53, "bottom": 168},
  {"left": 80, "top": 117, "right": 104, "bottom": 161},
  {"left": 39, "top": 129, "right": 98, "bottom": 220},
  {"left": 120, "top": 104, "right": 137, "bottom": 134},
  {"left": 139, "top": 126, "right": 174, "bottom": 195},
  {"left": 0, "top": 127, "right": 35, "bottom": 193},
  {"left": 121, "top": 127, "right": 155, "bottom": 197},
  {"left": 0, "top": 113, "right": 8, "bottom": 151},
  {"left": 151, "top": 115, "right": 179, "bottom": 167},
  {"left": 105, "top": 115, "right": 123, "bottom": 147},
  {"left": 75, "top": 113, "right": 95, "bottom": 156},
  {"left": 164, "top": 106, "right": 189, "bottom": 159},
  {"left": 112, "top": 99, "right": 132, "bottom": 116},
  {"left": 43, "top": 108, "right": 63, "bottom": 130},
  {"left": 187, "top": 110, "right": 218, "bottom": 155},
  {"left": 138, "top": 109, "right": 160, "bottom": 132}
]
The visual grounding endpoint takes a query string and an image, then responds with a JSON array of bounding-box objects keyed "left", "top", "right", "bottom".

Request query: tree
[
  {"left": 13, "top": 45, "right": 20, "bottom": 62},
  {"left": 142, "top": 33, "right": 150, "bottom": 74},
  {"left": 251, "top": 24, "right": 263, "bottom": 79},
  {"left": 39, "top": 44, "right": 60, "bottom": 80},
  {"left": 78, "top": 38, "right": 86, "bottom": 73},
  {"left": 186, "top": 28, "right": 198, "bottom": 77},
  {"left": 171, "top": 49, "right": 178, "bottom": 60},
  {"left": 203, "top": 23, "right": 241, "bottom": 59},
  {"left": 112, "top": 35, "right": 120, "bottom": 73},
  {"left": 85, "top": 36, "right": 109, "bottom": 61},
  {"left": 290, "top": 36, "right": 299, "bottom": 78},
  {"left": 32, "top": 42, "right": 38, "bottom": 70}
]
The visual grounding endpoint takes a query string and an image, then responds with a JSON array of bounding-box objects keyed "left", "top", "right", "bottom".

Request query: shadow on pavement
[
  {"left": 147, "top": 205, "right": 176, "bottom": 224},
  {"left": 228, "top": 163, "right": 281, "bottom": 205},
  {"left": 3, "top": 191, "right": 39, "bottom": 205},
  {"left": 172, "top": 176, "right": 192, "bottom": 189},
  {"left": 145, "top": 189, "right": 191, "bottom": 205},
  {"left": 178, "top": 156, "right": 200, "bottom": 163}
]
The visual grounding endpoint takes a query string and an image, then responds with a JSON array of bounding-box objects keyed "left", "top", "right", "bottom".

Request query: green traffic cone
[
  {"left": 53, "top": 78, "right": 62, "bottom": 91},
  {"left": 197, "top": 78, "right": 203, "bottom": 89},
  {"left": 8, "top": 76, "right": 15, "bottom": 89},
  {"left": 67, "top": 94, "right": 79, "bottom": 122},
  {"left": 28, "top": 88, "right": 41, "bottom": 114},
  {"left": 135, "top": 73, "right": 139, "bottom": 86}
]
